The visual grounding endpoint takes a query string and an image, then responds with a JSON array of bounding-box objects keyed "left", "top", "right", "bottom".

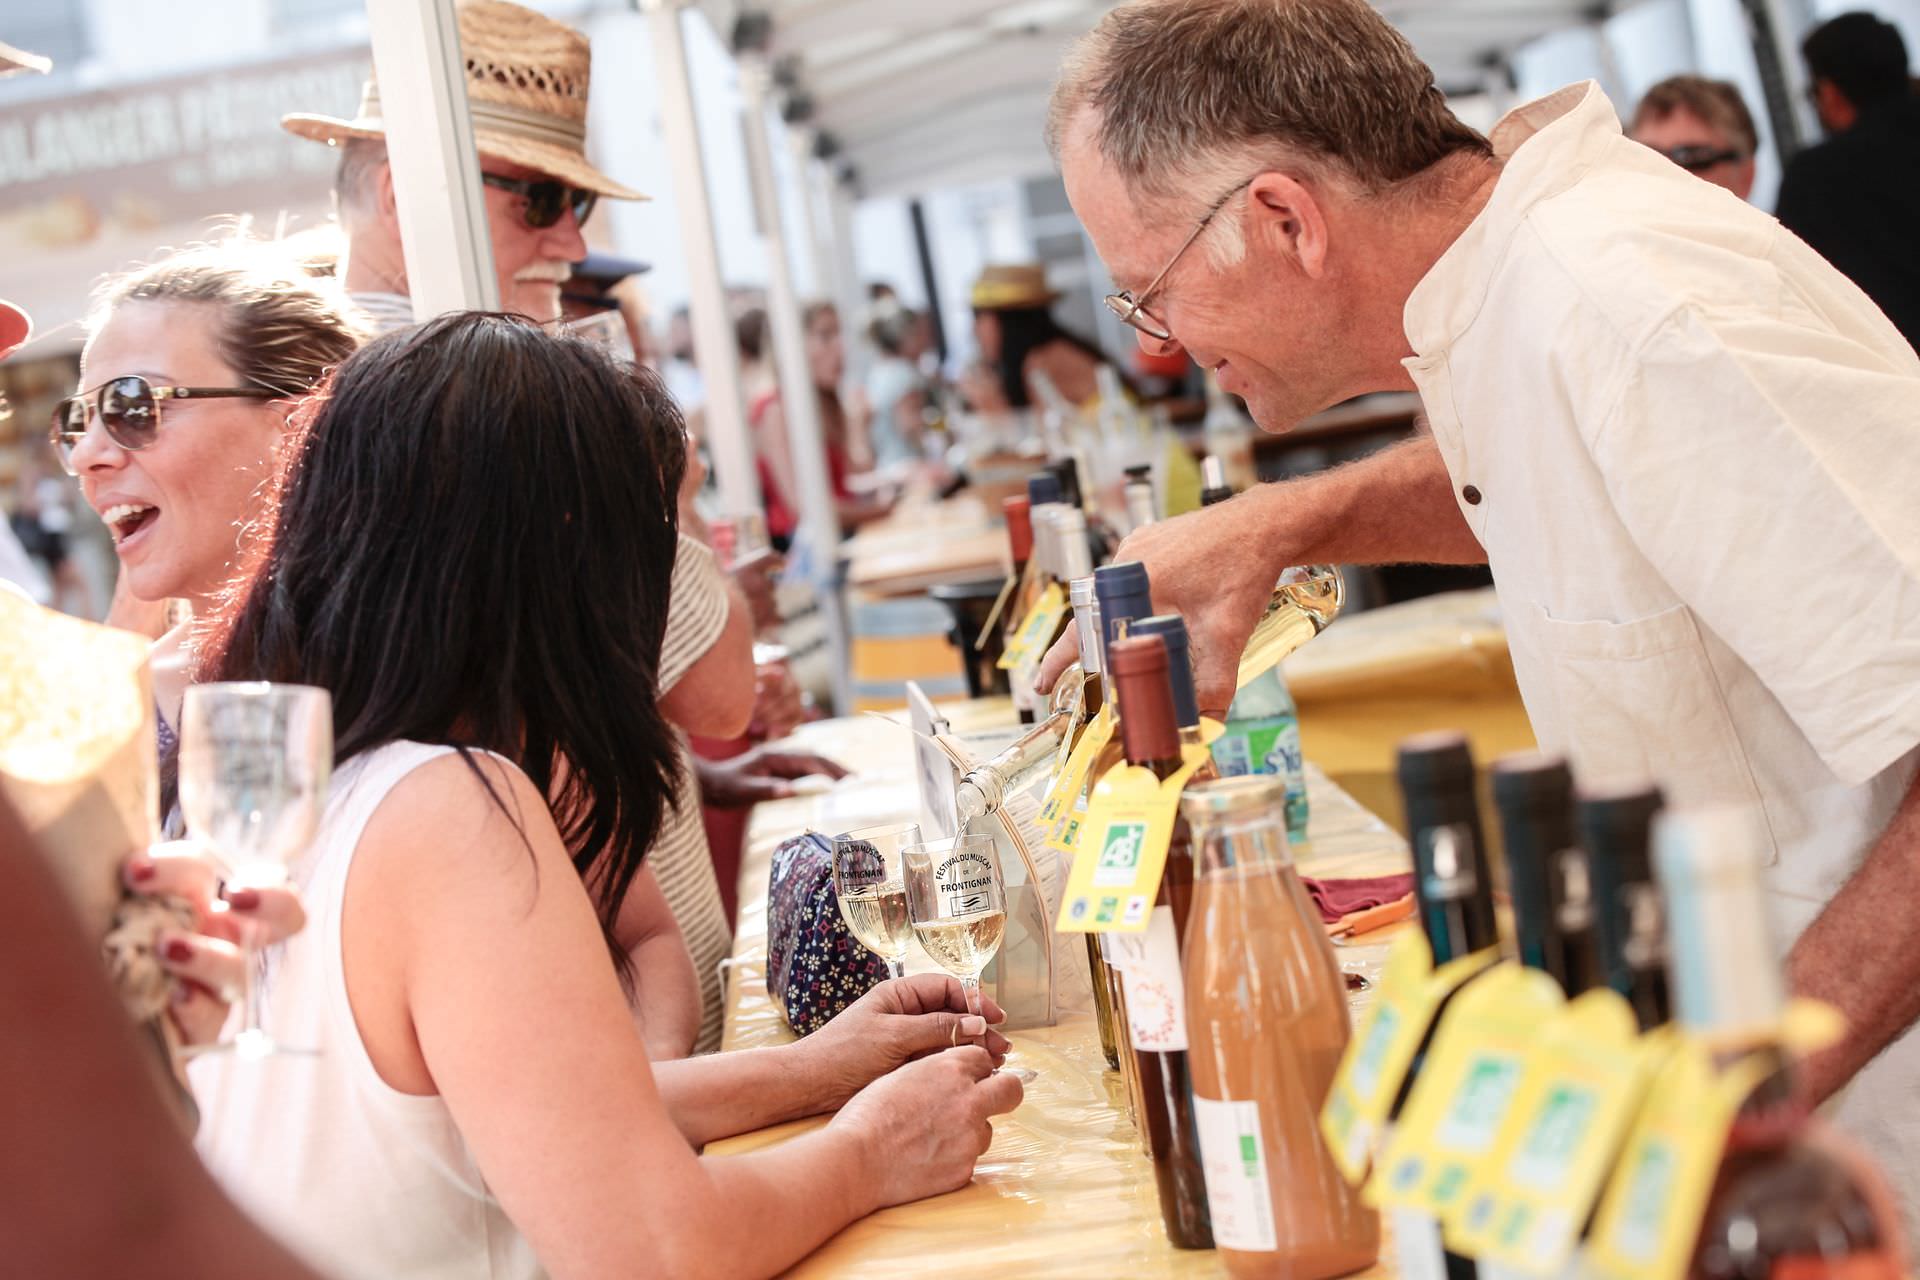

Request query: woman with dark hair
[
  {"left": 184, "top": 313, "right": 1020, "bottom": 1279},
  {"left": 966, "top": 263, "right": 1113, "bottom": 410}
]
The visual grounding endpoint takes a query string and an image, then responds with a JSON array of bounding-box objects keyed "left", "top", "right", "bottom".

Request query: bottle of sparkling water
[{"left": 1211, "top": 667, "right": 1309, "bottom": 843}]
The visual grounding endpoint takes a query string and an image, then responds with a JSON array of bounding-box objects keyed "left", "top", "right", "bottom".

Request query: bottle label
[
  {"left": 1193, "top": 1095, "right": 1278, "bottom": 1252},
  {"left": 1111, "top": 905, "right": 1188, "bottom": 1051},
  {"left": 1055, "top": 742, "right": 1213, "bottom": 934},
  {"left": 1319, "top": 931, "right": 1499, "bottom": 1186},
  {"left": 1375, "top": 965, "right": 1566, "bottom": 1229},
  {"left": 1453, "top": 993, "right": 1675, "bottom": 1275},
  {"left": 996, "top": 582, "right": 1067, "bottom": 671}
]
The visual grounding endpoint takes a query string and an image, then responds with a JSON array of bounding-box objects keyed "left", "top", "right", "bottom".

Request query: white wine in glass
[
  {"left": 903, "top": 833, "right": 1023, "bottom": 1077},
  {"left": 832, "top": 822, "right": 922, "bottom": 979},
  {"left": 178, "top": 682, "right": 332, "bottom": 1060}
]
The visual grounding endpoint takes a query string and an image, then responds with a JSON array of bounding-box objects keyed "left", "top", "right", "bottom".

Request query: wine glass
[
  {"left": 902, "top": 833, "right": 1009, "bottom": 1042},
  {"left": 177, "top": 682, "right": 333, "bottom": 1059},
  {"left": 832, "top": 822, "right": 922, "bottom": 979}
]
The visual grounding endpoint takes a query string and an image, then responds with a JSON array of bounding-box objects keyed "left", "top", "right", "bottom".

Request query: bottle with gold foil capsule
[
  {"left": 1655, "top": 807, "right": 1907, "bottom": 1280},
  {"left": 1106, "top": 631, "right": 1216, "bottom": 1249},
  {"left": 1181, "top": 774, "right": 1379, "bottom": 1278}
]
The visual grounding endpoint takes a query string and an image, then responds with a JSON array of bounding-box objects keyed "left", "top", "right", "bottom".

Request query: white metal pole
[
  {"left": 641, "top": 0, "right": 760, "bottom": 520},
  {"left": 741, "top": 58, "right": 852, "bottom": 713},
  {"left": 365, "top": 0, "right": 499, "bottom": 317}
]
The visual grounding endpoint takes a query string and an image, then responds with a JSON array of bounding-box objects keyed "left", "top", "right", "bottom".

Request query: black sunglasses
[
  {"left": 49, "top": 375, "right": 278, "bottom": 474},
  {"left": 481, "top": 172, "right": 598, "bottom": 230},
  {"left": 1663, "top": 144, "right": 1746, "bottom": 173}
]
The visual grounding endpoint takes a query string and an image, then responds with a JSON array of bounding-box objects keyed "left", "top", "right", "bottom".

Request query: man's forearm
[
  {"left": 1282, "top": 433, "right": 1486, "bottom": 568},
  {"left": 1786, "top": 767, "right": 1920, "bottom": 1103},
  {"left": 653, "top": 1043, "right": 838, "bottom": 1148}
]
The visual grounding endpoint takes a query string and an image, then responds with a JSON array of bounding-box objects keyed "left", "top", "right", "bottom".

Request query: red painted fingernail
[
  {"left": 127, "top": 860, "right": 156, "bottom": 883},
  {"left": 164, "top": 938, "right": 194, "bottom": 964},
  {"left": 225, "top": 888, "right": 261, "bottom": 911}
]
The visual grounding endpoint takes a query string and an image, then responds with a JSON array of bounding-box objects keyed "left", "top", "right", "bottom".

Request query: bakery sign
[{"left": 0, "top": 47, "right": 367, "bottom": 354}]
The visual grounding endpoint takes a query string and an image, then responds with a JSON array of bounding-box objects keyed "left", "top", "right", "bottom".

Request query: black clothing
[{"left": 1776, "top": 95, "right": 1920, "bottom": 352}]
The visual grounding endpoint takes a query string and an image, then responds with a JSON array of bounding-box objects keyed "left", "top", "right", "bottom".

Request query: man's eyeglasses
[
  {"left": 481, "top": 173, "right": 598, "bottom": 230},
  {"left": 48, "top": 375, "right": 278, "bottom": 474},
  {"left": 1659, "top": 144, "right": 1747, "bottom": 174},
  {"left": 1105, "top": 176, "right": 1256, "bottom": 344}
]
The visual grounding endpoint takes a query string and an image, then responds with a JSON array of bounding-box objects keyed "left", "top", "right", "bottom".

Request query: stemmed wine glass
[
  {"left": 177, "top": 682, "right": 332, "bottom": 1059},
  {"left": 832, "top": 822, "right": 922, "bottom": 979},
  {"left": 902, "top": 833, "right": 1009, "bottom": 1035}
]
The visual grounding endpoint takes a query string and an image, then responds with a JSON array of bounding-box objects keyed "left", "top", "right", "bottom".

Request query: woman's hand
[
  {"left": 829, "top": 1046, "right": 1024, "bottom": 1209},
  {"left": 799, "top": 973, "right": 1011, "bottom": 1111},
  {"left": 122, "top": 842, "right": 306, "bottom": 1046}
]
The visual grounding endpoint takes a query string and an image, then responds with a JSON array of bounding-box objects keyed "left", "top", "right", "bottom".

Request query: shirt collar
[{"left": 1402, "top": 81, "right": 1622, "bottom": 358}]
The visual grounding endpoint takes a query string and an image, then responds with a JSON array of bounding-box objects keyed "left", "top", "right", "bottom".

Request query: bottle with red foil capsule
[
  {"left": 1107, "top": 632, "right": 1215, "bottom": 1249},
  {"left": 1654, "top": 806, "right": 1907, "bottom": 1280}
]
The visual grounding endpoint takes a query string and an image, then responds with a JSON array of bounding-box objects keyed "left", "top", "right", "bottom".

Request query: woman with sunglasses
[{"left": 180, "top": 313, "right": 1020, "bottom": 1279}]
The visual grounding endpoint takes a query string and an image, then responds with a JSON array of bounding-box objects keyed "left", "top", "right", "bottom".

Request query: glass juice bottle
[{"left": 1181, "top": 774, "right": 1380, "bottom": 1278}]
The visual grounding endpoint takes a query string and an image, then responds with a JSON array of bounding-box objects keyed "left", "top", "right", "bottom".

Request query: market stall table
[{"left": 712, "top": 705, "right": 1409, "bottom": 1277}]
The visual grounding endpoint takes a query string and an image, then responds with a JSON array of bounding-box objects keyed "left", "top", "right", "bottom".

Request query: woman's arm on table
[
  {"left": 611, "top": 866, "right": 700, "bottom": 1060},
  {"left": 350, "top": 757, "right": 1021, "bottom": 1280}
]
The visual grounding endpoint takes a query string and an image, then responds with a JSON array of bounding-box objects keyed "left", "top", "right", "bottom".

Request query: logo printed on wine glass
[
  {"left": 835, "top": 840, "right": 887, "bottom": 893},
  {"left": 1095, "top": 821, "right": 1147, "bottom": 887},
  {"left": 935, "top": 848, "right": 996, "bottom": 915}
]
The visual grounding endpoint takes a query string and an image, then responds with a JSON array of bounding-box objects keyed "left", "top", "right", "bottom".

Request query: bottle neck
[
  {"left": 1194, "top": 810, "right": 1291, "bottom": 876},
  {"left": 1619, "top": 883, "right": 1673, "bottom": 1031},
  {"left": 1662, "top": 828, "right": 1785, "bottom": 1040},
  {"left": 1412, "top": 816, "right": 1500, "bottom": 963},
  {"left": 1115, "top": 670, "right": 1182, "bottom": 777}
]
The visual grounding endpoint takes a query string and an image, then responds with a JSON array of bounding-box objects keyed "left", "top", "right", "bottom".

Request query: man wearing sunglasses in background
[
  {"left": 1629, "top": 74, "right": 1758, "bottom": 201},
  {"left": 281, "top": 0, "right": 640, "bottom": 332}
]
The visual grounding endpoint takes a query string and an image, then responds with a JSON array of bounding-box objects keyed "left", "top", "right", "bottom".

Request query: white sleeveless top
[{"left": 190, "top": 741, "right": 544, "bottom": 1280}]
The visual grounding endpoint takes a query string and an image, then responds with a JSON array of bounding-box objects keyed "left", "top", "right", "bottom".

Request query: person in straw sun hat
[
  {"left": 283, "top": 0, "right": 646, "bottom": 331},
  {"left": 963, "top": 261, "right": 1117, "bottom": 411}
]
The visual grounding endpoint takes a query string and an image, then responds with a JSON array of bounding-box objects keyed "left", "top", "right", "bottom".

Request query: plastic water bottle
[{"left": 1211, "top": 667, "right": 1309, "bottom": 842}]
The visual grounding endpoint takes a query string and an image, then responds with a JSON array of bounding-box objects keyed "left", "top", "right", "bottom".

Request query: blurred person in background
[
  {"left": 1629, "top": 74, "right": 1759, "bottom": 200},
  {"left": 0, "top": 299, "right": 49, "bottom": 603},
  {"left": 863, "top": 296, "right": 929, "bottom": 467},
  {"left": 961, "top": 262, "right": 1113, "bottom": 411},
  {"left": 182, "top": 313, "right": 1020, "bottom": 1279},
  {"left": 661, "top": 303, "right": 705, "bottom": 413},
  {"left": 751, "top": 301, "right": 894, "bottom": 551},
  {"left": 1777, "top": 11, "right": 1920, "bottom": 350}
]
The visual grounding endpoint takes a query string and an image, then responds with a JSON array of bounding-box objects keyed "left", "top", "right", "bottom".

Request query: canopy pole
[
  {"left": 365, "top": 0, "right": 499, "bottom": 318},
  {"left": 641, "top": 0, "right": 760, "bottom": 520},
  {"left": 741, "top": 57, "right": 853, "bottom": 714}
]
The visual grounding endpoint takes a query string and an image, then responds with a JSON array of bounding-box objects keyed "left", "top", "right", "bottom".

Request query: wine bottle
[
  {"left": 1130, "top": 615, "right": 1205, "bottom": 749},
  {"left": 1107, "top": 633, "right": 1215, "bottom": 1249},
  {"left": 1124, "top": 462, "right": 1157, "bottom": 532},
  {"left": 1578, "top": 783, "right": 1671, "bottom": 1032},
  {"left": 1492, "top": 754, "right": 1603, "bottom": 998},
  {"left": 1393, "top": 731, "right": 1501, "bottom": 1280},
  {"left": 1182, "top": 774, "right": 1380, "bottom": 1277},
  {"left": 999, "top": 494, "right": 1040, "bottom": 724},
  {"left": 1202, "top": 369, "right": 1258, "bottom": 493},
  {"left": 1236, "top": 564, "right": 1344, "bottom": 691},
  {"left": 1657, "top": 808, "right": 1907, "bottom": 1279},
  {"left": 1199, "top": 454, "right": 1236, "bottom": 509}
]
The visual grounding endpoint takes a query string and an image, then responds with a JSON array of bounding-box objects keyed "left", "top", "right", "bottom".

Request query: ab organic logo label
[{"left": 1094, "top": 821, "right": 1147, "bottom": 887}]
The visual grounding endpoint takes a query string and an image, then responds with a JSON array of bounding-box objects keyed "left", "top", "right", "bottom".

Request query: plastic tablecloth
[{"left": 712, "top": 707, "right": 1409, "bottom": 1278}]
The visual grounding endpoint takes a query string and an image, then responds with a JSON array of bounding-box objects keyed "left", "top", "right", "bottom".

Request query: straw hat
[
  {"left": 971, "top": 263, "right": 1061, "bottom": 311},
  {"left": 281, "top": 0, "right": 646, "bottom": 201}
]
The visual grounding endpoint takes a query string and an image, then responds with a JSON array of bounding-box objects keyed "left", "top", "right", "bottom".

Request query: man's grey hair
[
  {"left": 333, "top": 136, "right": 390, "bottom": 231},
  {"left": 1049, "top": 0, "right": 1490, "bottom": 245}
]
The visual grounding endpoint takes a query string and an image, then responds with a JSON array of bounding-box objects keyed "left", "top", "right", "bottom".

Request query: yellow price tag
[
  {"left": 1319, "top": 931, "right": 1500, "bottom": 1186},
  {"left": 1039, "top": 704, "right": 1113, "bottom": 835},
  {"left": 1374, "top": 964, "right": 1566, "bottom": 1216},
  {"left": 996, "top": 582, "right": 1067, "bottom": 671},
  {"left": 1055, "top": 743, "right": 1211, "bottom": 933},
  {"left": 1446, "top": 991, "right": 1671, "bottom": 1268}
]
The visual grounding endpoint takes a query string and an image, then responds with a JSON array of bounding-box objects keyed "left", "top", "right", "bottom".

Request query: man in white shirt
[{"left": 1040, "top": 0, "right": 1920, "bottom": 1212}]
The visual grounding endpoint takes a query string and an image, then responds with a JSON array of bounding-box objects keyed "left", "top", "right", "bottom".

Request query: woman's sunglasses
[
  {"left": 481, "top": 173, "right": 598, "bottom": 230},
  {"left": 49, "top": 375, "right": 278, "bottom": 474}
]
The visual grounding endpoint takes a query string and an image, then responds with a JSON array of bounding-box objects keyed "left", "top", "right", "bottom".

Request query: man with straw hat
[{"left": 282, "top": 0, "right": 646, "bottom": 331}]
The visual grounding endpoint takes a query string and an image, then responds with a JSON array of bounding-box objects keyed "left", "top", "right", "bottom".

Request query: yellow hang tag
[
  {"left": 996, "top": 581, "right": 1067, "bottom": 671},
  {"left": 1055, "top": 743, "right": 1211, "bottom": 933},
  {"left": 1448, "top": 992, "right": 1675, "bottom": 1269},
  {"left": 1320, "top": 931, "right": 1500, "bottom": 1186},
  {"left": 1373, "top": 964, "right": 1566, "bottom": 1215},
  {"left": 1584, "top": 1035, "right": 1774, "bottom": 1280},
  {"left": 1040, "top": 703, "right": 1113, "bottom": 837}
]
